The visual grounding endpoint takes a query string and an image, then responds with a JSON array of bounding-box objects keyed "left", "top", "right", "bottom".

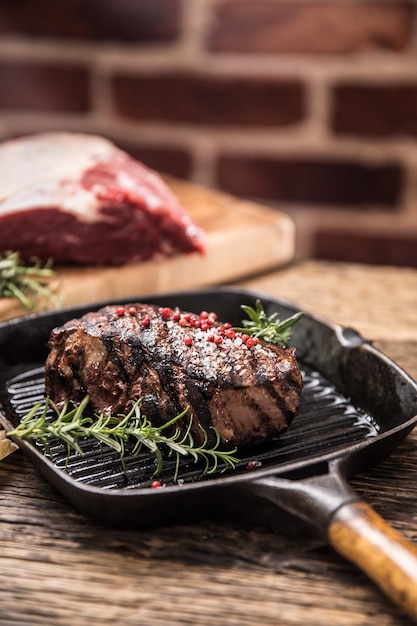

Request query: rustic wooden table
[{"left": 1, "top": 260, "right": 417, "bottom": 626}]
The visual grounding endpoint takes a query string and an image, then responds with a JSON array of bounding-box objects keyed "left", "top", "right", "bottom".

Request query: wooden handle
[{"left": 328, "top": 501, "right": 417, "bottom": 620}]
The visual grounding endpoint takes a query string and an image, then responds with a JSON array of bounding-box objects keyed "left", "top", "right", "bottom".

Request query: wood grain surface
[{"left": 1, "top": 261, "right": 417, "bottom": 626}]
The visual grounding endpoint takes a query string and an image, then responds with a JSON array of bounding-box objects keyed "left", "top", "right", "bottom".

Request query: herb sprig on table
[{"left": 0, "top": 250, "right": 59, "bottom": 310}]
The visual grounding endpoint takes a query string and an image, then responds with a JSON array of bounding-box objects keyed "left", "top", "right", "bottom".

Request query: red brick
[
  {"left": 208, "top": 2, "right": 414, "bottom": 54},
  {"left": 112, "top": 74, "right": 305, "bottom": 126},
  {"left": 216, "top": 156, "right": 402, "bottom": 206},
  {"left": 0, "top": 62, "right": 89, "bottom": 112},
  {"left": 332, "top": 84, "right": 417, "bottom": 137},
  {"left": 0, "top": 0, "right": 181, "bottom": 42},
  {"left": 111, "top": 140, "right": 192, "bottom": 178},
  {"left": 313, "top": 230, "right": 417, "bottom": 267}
]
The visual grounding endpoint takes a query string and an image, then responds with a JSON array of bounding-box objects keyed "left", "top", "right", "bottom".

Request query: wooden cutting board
[{"left": 0, "top": 178, "right": 295, "bottom": 322}]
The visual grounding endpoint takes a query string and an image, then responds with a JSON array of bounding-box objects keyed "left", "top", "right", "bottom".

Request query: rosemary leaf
[
  {"left": 7, "top": 396, "right": 240, "bottom": 480},
  {"left": 233, "top": 299, "right": 303, "bottom": 346},
  {"left": 0, "top": 250, "right": 60, "bottom": 310}
]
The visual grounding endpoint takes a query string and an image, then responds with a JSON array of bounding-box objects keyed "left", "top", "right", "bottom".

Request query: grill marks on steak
[{"left": 45, "top": 303, "right": 303, "bottom": 447}]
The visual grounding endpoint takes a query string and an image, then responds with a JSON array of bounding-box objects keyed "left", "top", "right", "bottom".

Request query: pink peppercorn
[{"left": 141, "top": 315, "right": 151, "bottom": 328}]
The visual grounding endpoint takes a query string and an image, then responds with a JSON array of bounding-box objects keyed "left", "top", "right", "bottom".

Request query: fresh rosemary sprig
[
  {"left": 234, "top": 299, "right": 303, "bottom": 346},
  {"left": 0, "top": 250, "right": 59, "bottom": 310},
  {"left": 7, "top": 396, "right": 240, "bottom": 481}
]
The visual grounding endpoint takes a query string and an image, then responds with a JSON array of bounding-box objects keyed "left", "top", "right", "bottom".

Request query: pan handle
[
  {"left": 249, "top": 462, "right": 417, "bottom": 620},
  {"left": 328, "top": 501, "right": 417, "bottom": 621}
]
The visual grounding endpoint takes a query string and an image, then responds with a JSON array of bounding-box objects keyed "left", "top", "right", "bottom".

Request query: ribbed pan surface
[{"left": 5, "top": 363, "right": 378, "bottom": 490}]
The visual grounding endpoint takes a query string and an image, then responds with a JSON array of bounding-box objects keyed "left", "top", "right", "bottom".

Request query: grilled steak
[
  {"left": 45, "top": 303, "right": 303, "bottom": 446},
  {"left": 0, "top": 132, "right": 205, "bottom": 265}
]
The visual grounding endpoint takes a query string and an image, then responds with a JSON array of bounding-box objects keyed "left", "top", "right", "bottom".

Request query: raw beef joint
[
  {"left": 45, "top": 303, "right": 303, "bottom": 447},
  {"left": 0, "top": 133, "right": 205, "bottom": 265}
]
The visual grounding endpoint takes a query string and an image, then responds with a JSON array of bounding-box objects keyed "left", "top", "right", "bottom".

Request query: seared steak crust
[{"left": 45, "top": 303, "right": 303, "bottom": 446}]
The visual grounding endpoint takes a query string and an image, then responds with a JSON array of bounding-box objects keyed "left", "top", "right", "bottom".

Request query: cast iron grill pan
[
  {"left": 1, "top": 286, "right": 417, "bottom": 619},
  {"left": 4, "top": 364, "right": 377, "bottom": 490}
]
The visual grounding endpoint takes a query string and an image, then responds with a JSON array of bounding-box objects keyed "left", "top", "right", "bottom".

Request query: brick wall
[{"left": 0, "top": 0, "right": 417, "bottom": 267}]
